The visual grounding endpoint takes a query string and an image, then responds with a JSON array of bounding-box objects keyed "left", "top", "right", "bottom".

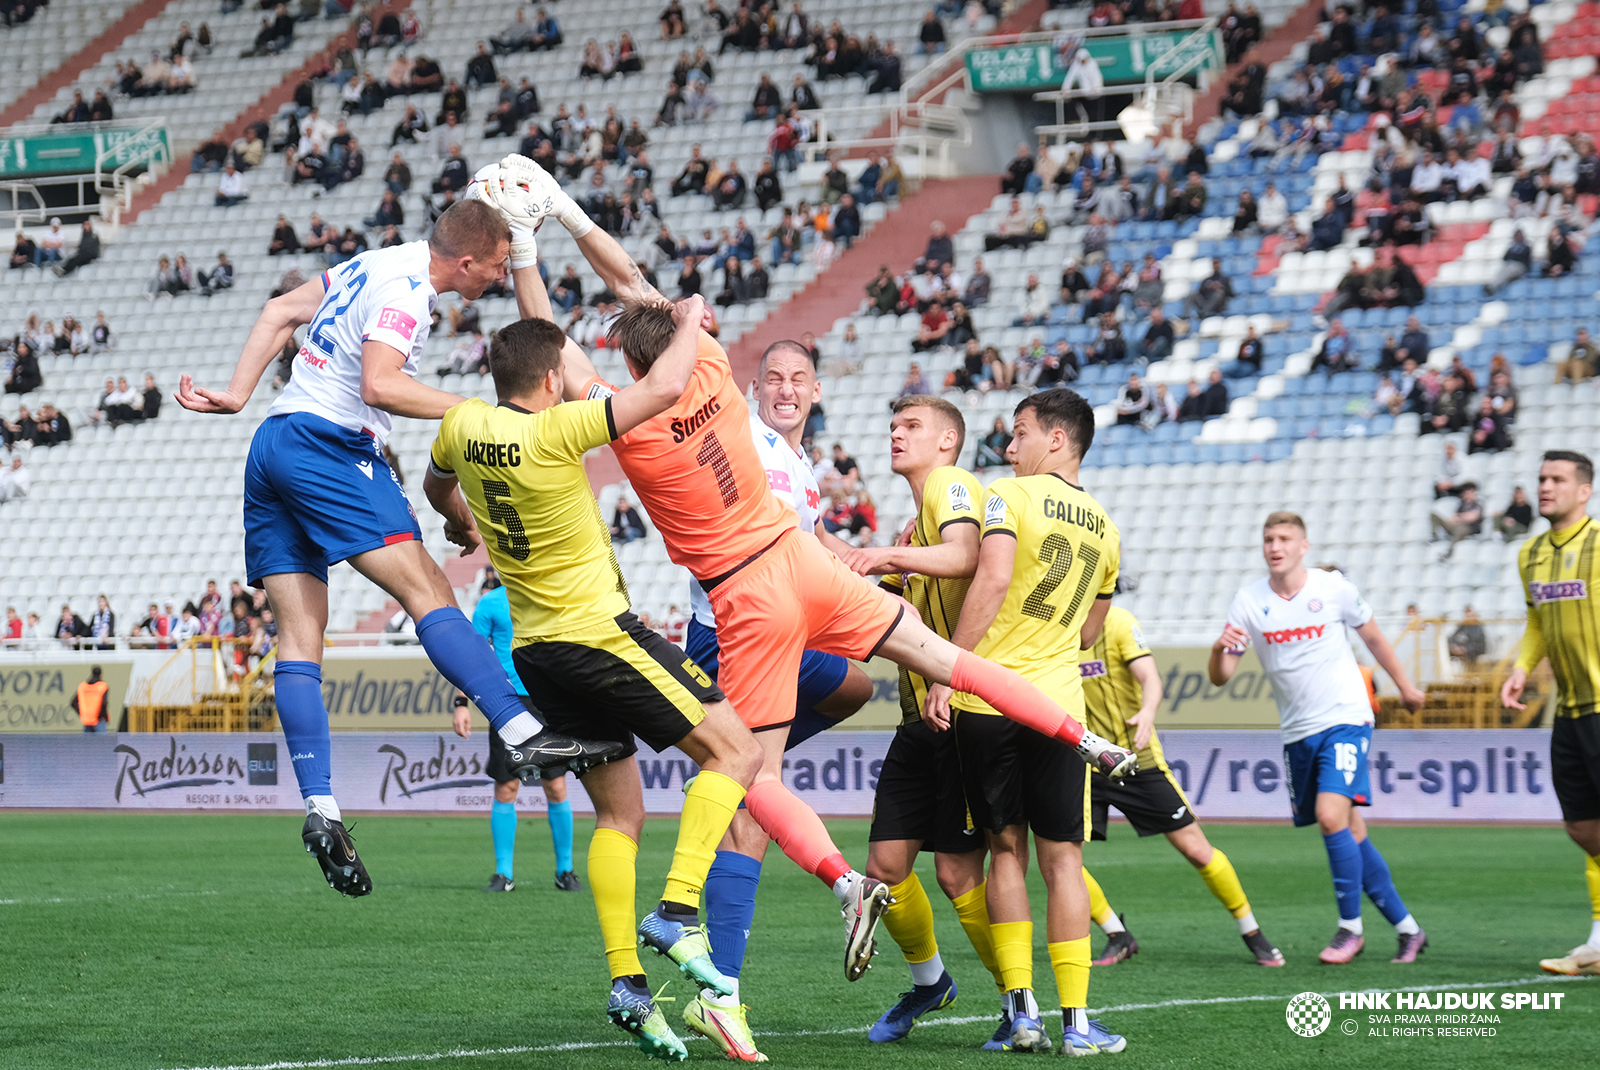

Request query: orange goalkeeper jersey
[{"left": 585, "top": 331, "right": 793, "bottom": 580}]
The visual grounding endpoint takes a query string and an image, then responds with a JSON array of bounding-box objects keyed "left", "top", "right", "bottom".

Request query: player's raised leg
[{"left": 350, "top": 538, "right": 620, "bottom": 777}]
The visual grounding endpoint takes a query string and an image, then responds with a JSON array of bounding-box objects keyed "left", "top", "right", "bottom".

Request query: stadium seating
[{"left": 0, "top": 0, "right": 142, "bottom": 115}]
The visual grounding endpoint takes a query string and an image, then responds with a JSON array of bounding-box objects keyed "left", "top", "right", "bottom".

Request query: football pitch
[{"left": 3, "top": 814, "right": 1594, "bottom": 1070}]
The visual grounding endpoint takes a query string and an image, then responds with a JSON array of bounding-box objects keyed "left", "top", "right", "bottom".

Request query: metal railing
[
  {"left": 0, "top": 180, "right": 47, "bottom": 226},
  {"left": 801, "top": 100, "right": 974, "bottom": 178},
  {"left": 95, "top": 118, "right": 172, "bottom": 221},
  {"left": 124, "top": 636, "right": 277, "bottom": 733},
  {"left": 1032, "top": 19, "right": 1221, "bottom": 143}
]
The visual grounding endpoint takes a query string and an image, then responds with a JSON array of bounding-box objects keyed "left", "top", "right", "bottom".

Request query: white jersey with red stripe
[
  {"left": 689, "top": 413, "right": 819, "bottom": 626},
  {"left": 1224, "top": 568, "right": 1374, "bottom": 744},
  {"left": 267, "top": 241, "right": 436, "bottom": 446}
]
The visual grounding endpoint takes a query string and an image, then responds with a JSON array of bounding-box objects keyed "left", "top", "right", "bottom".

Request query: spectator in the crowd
[
  {"left": 52, "top": 220, "right": 100, "bottom": 277},
  {"left": 918, "top": 10, "right": 947, "bottom": 54},
  {"left": 88, "top": 595, "right": 116, "bottom": 651},
  {"left": 1467, "top": 394, "right": 1512, "bottom": 454},
  {"left": 911, "top": 299, "right": 951, "bottom": 352},
  {"left": 610, "top": 496, "right": 645, "bottom": 542},
  {"left": 1494, "top": 485, "right": 1533, "bottom": 541},
  {"left": 1220, "top": 324, "right": 1264, "bottom": 379},
  {"left": 0, "top": 455, "right": 30, "bottom": 503},
  {"left": 831, "top": 443, "right": 860, "bottom": 492},
  {"left": 866, "top": 41, "right": 902, "bottom": 94},
  {"left": 896, "top": 362, "right": 930, "bottom": 398},
  {"left": 1172, "top": 378, "right": 1206, "bottom": 422},
  {"left": 1433, "top": 441, "right": 1465, "bottom": 499},
  {"left": 1199, "top": 368, "right": 1230, "bottom": 417},
  {"left": 866, "top": 264, "right": 900, "bottom": 315},
  {"left": 975, "top": 416, "right": 1011, "bottom": 470},
  {"left": 1132, "top": 309, "right": 1175, "bottom": 365},
  {"left": 746, "top": 73, "right": 782, "bottom": 121},
  {"left": 492, "top": 8, "right": 536, "bottom": 53},
  {"left": 1545, "top": 227, "right": 1578, "bottom": 278},
  {"left": 832, "top": 193, "right": 860, "bottom": 249},
  {"left": 1179, "top": 258, "right": 1234, "bottom": 322},
  {"left": 10, "top": 229, "right": 37, "bottom": 269},
  {"left": 711, "top": 159, "right": 746, "bottom": 209},
  {"left": 1448, "top": 605, "right": 1487, "bottom": 664},
  {"left": 1422, "top": 372, "right": 1472, "bottom": 435},
  {"left": 35, "top": 218, "right": 66, "bottom": 266},
  {"left": 1311, "top": 317, "right": 1356, "bottom": 375},
  {"left": 1000, "top": 142, "right": 1035, "bottom": 195},
  {"left": 1015, "top": 273, "right": 1053, "bottom": 327},
  {"left": 432, "top": 144, "right": 470, "bottom": 193},
  {"left": 138, "top": 374, "right": 162, "bottom": 421},
  {"left": 1557, "top": 328, "right": 1598, "bottom": 385},
  {"left": 1431, "top": 483, "right": 1482, "bottom": 559},
  {"left": 1115, "top": 373, "right": 1150, "bottom": 425},
  {"left": 530, "top": 8, "right": 562, "bottom": 50},
  {"left": 1483, "top": 227, "right": 1532, "bottom": 296},
  {"left": 921, "top": 220, "right": 953, "bottom": 270},
  {"left": 268, "top": 214, "right": 300, "bottom": 255},
  {"left": 89, "top": 312, "right": 112, "bottom": 352},
  {"left": 4, "top": 341, "right": 41, "bottom": 395},
  {"left": 55, "top": 604, "right": 89, "bottom": 648},
  {"left": 199, "top": 252, "right": 233, "bottom": 296}
]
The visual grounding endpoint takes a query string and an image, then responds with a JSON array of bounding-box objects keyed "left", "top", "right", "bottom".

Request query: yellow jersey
[
  {"left": 1081, "top": 605, "right": 1169, "bottom": 773},
  {"left": 968, "top": 473, "right": 1120, "bottom": 717},
  {"left": 430, "top": 397, "right": 629, "bottom": 641},
  {"left": 1516, "top": 517, "right": 1600, "bottom": 718},
  {"left": 879, "top": 466, "right": 982, "bottom": 724}
]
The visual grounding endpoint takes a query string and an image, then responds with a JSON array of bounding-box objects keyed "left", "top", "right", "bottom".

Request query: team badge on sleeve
[
  {"left": 984, "top": 494, "right": 1007, "bottom": 527},
  {"left": 948, "top": 482, "right": 972, "bottom": 513},
  {"left": 1130, "top": 624, "right": 1147, "bottom": 649}
]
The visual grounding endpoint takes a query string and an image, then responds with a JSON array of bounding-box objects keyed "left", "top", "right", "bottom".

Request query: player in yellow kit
[
  {"left": 422, "top": 302, "right": 766, "bottom": 1061},
  {"left": 836, "top": 396, "right": 1007, "bottom": 1046},
  {"left": 1077, "top": 605, "right": 1285, "bottom": 967},
  {"left": 925, "top": 389, "right": 1126, "bottom": 1055},
  {"left": 1502, "top": 451, "right": 1600, "bottom": 977}
]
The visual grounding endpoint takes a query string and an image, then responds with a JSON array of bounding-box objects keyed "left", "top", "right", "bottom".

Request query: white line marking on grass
[
  {"left": 0, "top": 890, "right": 219, "bottom": 906},
  {"left": 152, "top": 975, "right": 1595, "bottom": 1070}
]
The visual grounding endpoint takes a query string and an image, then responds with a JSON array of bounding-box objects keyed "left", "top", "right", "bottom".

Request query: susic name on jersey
[
  {"left": 670, "top": 396, "right": 721, "bottom": 443},
  {"left": 1263, "top": 624, "right": 1327, "bottom": 644},
  {"left": 1530, "top": 579, "right": 1588, "bottom": 605},
  {"left": 463, "top": 439, "right": 522, "bottom": 467},
  {"left": 1042, "top": 495, "right": 1105, "bottom": 537}
]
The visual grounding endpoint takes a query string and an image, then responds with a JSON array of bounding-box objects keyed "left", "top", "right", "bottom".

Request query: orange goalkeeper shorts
[{"left": 707, "top": 529, "right": 903, "bottom": 730}]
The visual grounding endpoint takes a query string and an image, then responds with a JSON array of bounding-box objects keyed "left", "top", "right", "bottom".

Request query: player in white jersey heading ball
[
  {"left": 176, "top": 201, "right": 619, "bottom": 895},
  {"left": 1208, "top": 511, "right": 1429, "bottom": 964}
]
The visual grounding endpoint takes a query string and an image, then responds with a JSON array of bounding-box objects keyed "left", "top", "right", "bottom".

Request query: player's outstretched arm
[
  {"left": 609, "top": 295, "right": 706, "bottom": 436},
  {"left": 361, "top": 340, "right": 467, "bottom": 420},
  {"left": 1208, "top": 624, "right": 1249, "bottom": 686},
  {"left": 922, "top": 532, "right": 1016, "bottom": 730},
  {"left": 1125, "top": 655, "right": 1163, "bottom": 752},
  {"left": 176, "top": 277, "right": 325, "bottom": 413},
  {"left": 1354, "top": 619, "right": 1426, "bottom": 710},
  {"left": 421, "top": 465, "right": 483, "bottom": 557},
  {"left": 841, "top": 520, "right": 979, "bottom": 578}
]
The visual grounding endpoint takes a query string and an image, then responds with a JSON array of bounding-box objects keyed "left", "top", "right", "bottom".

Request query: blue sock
[
  {"left": 547, "top": 799, "right": 574, "bottom": 873},
  {"left": 1358, "top": 836, "right": 1410, "bottom": 925},
  {"left": 415, "top": 607, "right": 530, "bottom": 736},
  {"left": 274, "top": 661, "right": 332, "bottom": 798},
  {"left": 704, "top": 850, "right": 763, "bottom": 979},
  {"left": 785, "top": 705, "right": 838, "bottom": 749},
  {"left": 491, "top": 800, "right": 518, "bottom": 880},
  {"left": 1323, "top": 828, "right": 1364, "bottom": 922}
]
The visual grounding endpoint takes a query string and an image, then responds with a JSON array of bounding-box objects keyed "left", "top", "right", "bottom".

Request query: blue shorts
[
  {"left": 684, "top": 616, "right": 850, "bottom": 740},
  {"left": 244, "top": 412, "right": 421, "bottom": 586},
  {"left": 1283, "top": 723, "right": 1373, "bottom": 827}
]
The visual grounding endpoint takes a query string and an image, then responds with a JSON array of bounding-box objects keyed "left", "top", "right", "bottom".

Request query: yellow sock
[
  {"left": 1082, "top": 867, "right": 1116, "bottom": 927},
  {"left": 589, "top": 827, "right": 644, "bottom": 979},
  {"left": 1048, "top": 936, "right": 1091, "bottom": 1009},
  {"left": 1198, "top": 848, "right": 1252, "bottom": 919},
  {"left": 952, "top": 882, "right": 1004, "bottom": 991},
  {"left": 1587, "top": 855, "right": 1600, "bottom": 920},
  {"left": 991, "top": 920, "right": 1034, "bottom": 993},
  {"left": 661, "top": 769, "right": 746, "bottom": 908},
  {"left": 883, "top": 872, "right": 940, "bottom": 964}
]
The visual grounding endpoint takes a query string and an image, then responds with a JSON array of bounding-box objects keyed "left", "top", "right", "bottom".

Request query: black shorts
[
  {"left": 1551, "top": 714, "right": 1600, "bottom": 823},
  {"left": 512, "top": 612, "right": 723, "bottom": 761},
  {"left": 954, "top": 710, "right": 1088, "bottom": 843},
  {"left": 868, "top": 719, "right": 982, "bottom": 856},
  {"left": 1089, "top": 764, "right": 1196, "bottom": 840},
  {"left": 486, "top": 696, "right": 564, "bottom": 784}
]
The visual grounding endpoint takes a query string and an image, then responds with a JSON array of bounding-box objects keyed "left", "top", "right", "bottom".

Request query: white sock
[
  {"left": 832, "top": 871, "right": 858, "bottom": 905},
  {"left": 1004, "top": 988, "right": 1040, "bottom": 1020},
  {"left": 1394, "top": 914, "right": 1420, "bottom": 936},
  {"left": 1588, "top": 920, "right": 1600, "bottom": 950},
  {"left": 1064, "top": 1007, "right": 1088, "bottom": 1035},
  {"left": 909, "top": 953, "right": 945, "bottom": 987},
  {"left": 306, "top": 795, "right": 341, "bottom": 822},
  {"left": 1236, "top": 911, "right": 1259, "bottom": 935},
  {"left": 497, "top": 710, "right": 543, "bottom": 746},
  {"left": 703, "top": 979, "right": 739, "bottom": 1007},
  {"left": 1339, "top": 917, "right": 1364, "bottom": 935},
  {"left": 1099, "top": 914, "right": 1126, "bottom": 936}
]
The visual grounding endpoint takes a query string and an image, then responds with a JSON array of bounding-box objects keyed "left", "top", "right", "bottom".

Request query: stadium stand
[
  {"left": 0, "top": 0, "right": 1594, "bottom": 646},
  {"left": 0, "top": 0, "right": 146, "bottom": 116}
]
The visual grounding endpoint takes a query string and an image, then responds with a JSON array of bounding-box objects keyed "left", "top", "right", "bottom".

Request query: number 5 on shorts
[{"left": 681, "top": 657, "right": 713, "bottom": 689}]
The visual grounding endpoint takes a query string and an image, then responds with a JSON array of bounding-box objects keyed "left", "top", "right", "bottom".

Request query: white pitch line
[{"left": 154, "top": 975, "right": 1595, "bottom": 1070}]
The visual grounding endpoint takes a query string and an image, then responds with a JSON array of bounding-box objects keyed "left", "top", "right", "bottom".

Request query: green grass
[{"left": 1, "top": 814, "right": 1594, "bottom": 1069}]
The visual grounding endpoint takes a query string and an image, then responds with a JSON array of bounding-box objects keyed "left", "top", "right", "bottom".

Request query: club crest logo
[{"left": 1286, "top": 992, "right": 1332, "bottom": 1037}]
